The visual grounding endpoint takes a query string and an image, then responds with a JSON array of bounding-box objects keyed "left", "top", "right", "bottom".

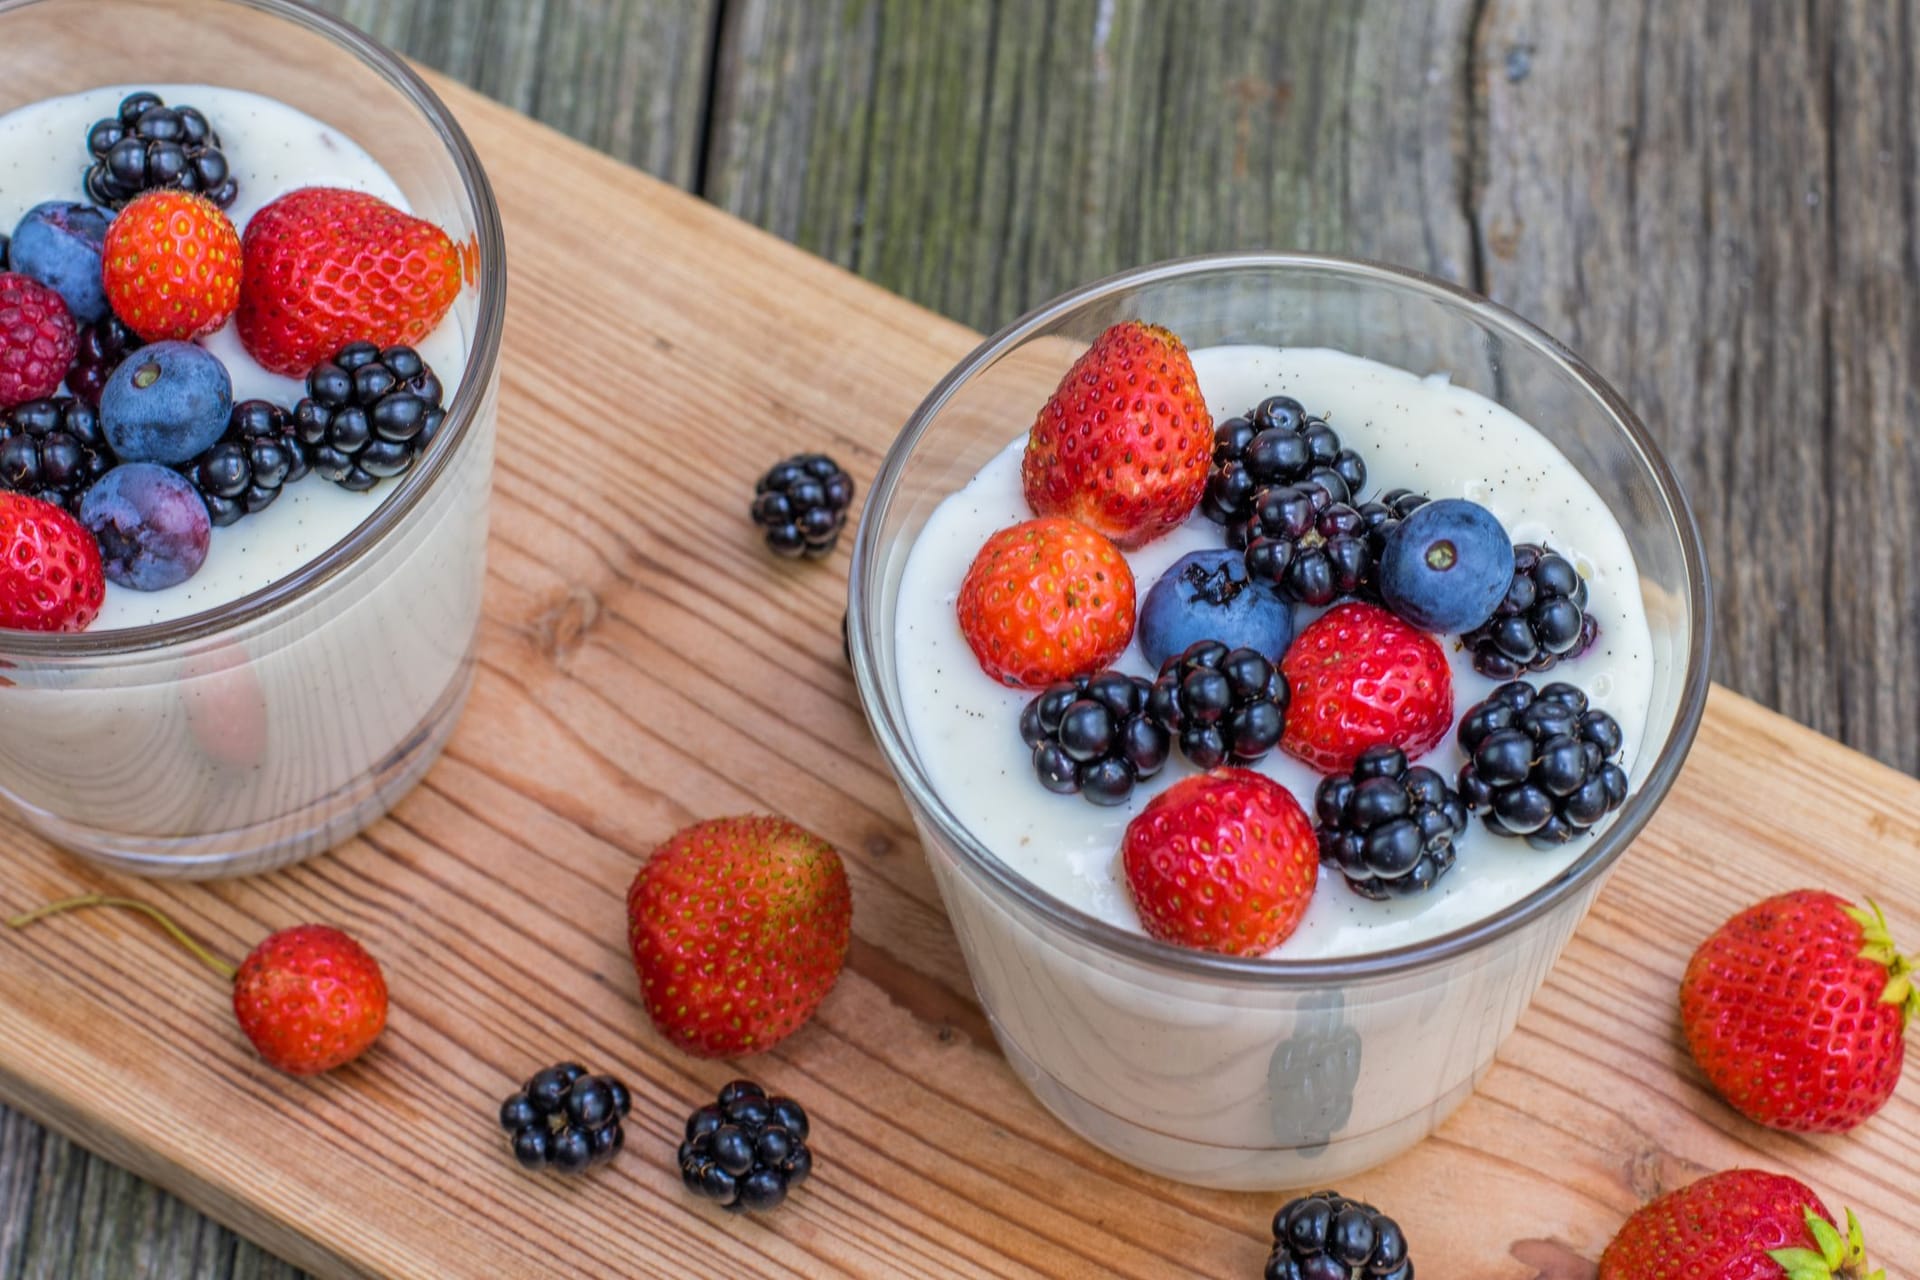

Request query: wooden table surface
[{"left": 4, "top": 2, "right": 1917, "bottom": 1276}]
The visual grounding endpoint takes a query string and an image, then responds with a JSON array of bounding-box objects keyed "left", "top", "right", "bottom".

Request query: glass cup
[
  {"left": 849, "top": 253, "right": 1710, "bottom": 1189},
  {"left": 0, "top": 0, "right": 505, "bottom": 877}
]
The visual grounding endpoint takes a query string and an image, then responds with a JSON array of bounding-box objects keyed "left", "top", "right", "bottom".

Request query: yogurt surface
[{"left": 894, "top": 344, "right": 1656, "bottom": 960}]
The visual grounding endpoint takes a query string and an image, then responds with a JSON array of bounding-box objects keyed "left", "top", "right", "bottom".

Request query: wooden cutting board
[{"left": 0, "top": 73, "right": 1914, "bottom": 1280}]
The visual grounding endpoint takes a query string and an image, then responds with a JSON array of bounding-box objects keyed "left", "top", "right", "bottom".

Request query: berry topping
[
  {"left": 101, "top": 190, "right": 241, "bottom": 343},
  {"left": 1315, "top": 744, "right": 1469, "bottom": 899},
  {"left": 237, "top": 187, "right": 462, "bottom": 378},
  {"left": 183, "top": 400, "right": 312, "bottom": 527},
  {"left": 1376, "top": 497, "right": 1513, "bottom": 633},
  {"left": 1137, "top": 547, "right": 1294, "bottom": 670},
  {"left": 293, "top": 342, "right": 446, "bottom": 491},
  {"left": 956, "top": 516, "right": 1136, "bottom": 688},
  {"left": 8, "top": 202, "right": 111, "bottom": 325},
  {"left": 1598, "top": 1169, "right": 1882, "bottom": 1280},
  {"left": 1460, "top": 543, "right": 1599, "bottom": 677},
  {"left": 1200, "top": 396, "right": 1366, "bottom": 527},
  {"left": 79, "top": 463, "right": 212, "bottom": 592},
  {"left": 0, "top": 397, "right": 111, "bottom": 515},
  {"left": 1455, "top": 680, "right": 1628, "bottom": 846},
  {"left": 1018, "top": 670, "right": 1169, "bottom": 805},
  {"left": 65, "top": 315, "right": 144, "bottom": 409},
  {"left": 0, "top": 232, "right": 8, "bottom": 269},
  {"left": 1232, "top": 483, "right": 1372, "bottom": 606},
  {"left": 0, "top": 491, "right": 104, "bottom": 632},
  {"left": 99, "top": 340, "right": 233, "bottom": 465},
  {"left": 678, "top": 1080, "right": 813, "bottom": 1213},
  {"left": 84, "top": 92, "right": 236, "bottom": 210},
  {"left": 1354, "top": 487, "right": 1429, "bottom": 560},
  {"left": 1121, "top": 768, "right": 1318, "bottom": 955},
  {"left": 0, "top": 271, "right": 78, "bottom": 410},
  {"left": 1266, "top": 1191, "right": 1412, "bottom": 1280},
  {"left": 500, "top": 1063, "right": 631, "bottom": 1175},
  {"left": 230, "top": 923, "right": 388, "bottom": 1075},
  {"left": 1147, "top": 639, "right": 1290, "bottom": 768},
  {"left": 1281, "top": 601, "right": 1453, "bottom": 774},
  {"left": 751, "top": 453, "right": 854, "bottom": 558}
]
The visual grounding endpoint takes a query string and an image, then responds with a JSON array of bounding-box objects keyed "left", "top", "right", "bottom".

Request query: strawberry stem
[{"left": 6, "top": 894, "right": 237, "bottom": 981}]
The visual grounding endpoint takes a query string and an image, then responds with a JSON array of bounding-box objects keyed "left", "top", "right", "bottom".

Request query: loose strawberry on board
[
  {"left": 956, "top": 515, "right": 1136, "bottom": 688},
  {"left": 1681, "top": 890, "right": 1914, "bottom": 1133},
  {"left": 0, "top": 492, "right": 104, "bottom": 633},
  {"left": 627, "top": 815, "right": 852, "bottom": 1058},
  {"left": 237, "top": 186, "right": 462, "bottom": 377},
  {"left": 1121, "top": 768, "right": 1318, "bottom": 956},
  {"left": 1022, "top": 320, "right": 1213, "bottom": 549},
  {"left": 1599, "top": 1168, "right": 1886, "bottom": 1280},
  {"left": 0, "top": 271, "right": 77, "bottom": 408},
  {"left": 100, "top": 190, "right": 242, "bottom": 342},
  {"left": 1280, "top": 600, "right": 1452, "bottom": 773}
]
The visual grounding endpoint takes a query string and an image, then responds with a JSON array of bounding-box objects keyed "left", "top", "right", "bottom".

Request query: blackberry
[
  {"left": 1147, "top": 640, "right": 1289, "bottom": 768},
  {"left": 1267, "top": 993, "right": 1362, "bottom": 1154},
  {"left": 66, "top": 316, "right": 144, "bottom": 409},
  {"left": 1314, "top": 745, "right": 1468, "bottom": 899},
  {"left": 84, "top": 91, "right": 237, "bottom": 209},
  {"left": 1355, "top": 488, "right": 1429, "bottom": 561},
  {"left": 294, "top": 342, "right": 446, "bottom": 492},
  {"left": 1267, "top": 1191, "right": 1412, "bottom": 1280},
  {"left": 1460, "top": 543, "right": 1599, "bottom": 677},
  {"left": 498, "top": 1062, "right": 632, "bottom": 1176},
  {"left": 1231, "top": 483, "right": 1373, "bottom": 606},
  {"left": 0, "top": 397, "right": 112, "bottom": 514},
  {"left": 752, "top": 453, "right": 855, "bottom": 558},
  {"left": 677, "top": 1079, "right": 812, "bottom": 1213},
  {"left": 0, "top": 232, "right": 8, "bottom": 269},
  {"left": 1455, "top": 680, "right": 1629, "bottom": 848},
  {"left": 1200, "top": 395, "right": 1367, "bottom": 525},
  {"left": 181, "top": 401, "right": 311, "bottom": 527},
  {"left": 1018, "top": 671, "right": 1169, "bottom": 805}
]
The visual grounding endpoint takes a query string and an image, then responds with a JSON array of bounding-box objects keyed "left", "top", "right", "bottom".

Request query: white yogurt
[
  {"left": 895, "top": 345, "right": 1656, "bottom": 961},
  {"left": 0, "top": 85, "right": 468, "bottom": 630}
]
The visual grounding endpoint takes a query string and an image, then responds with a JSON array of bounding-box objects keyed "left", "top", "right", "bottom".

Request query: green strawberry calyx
[
  {"left": 1843, "top": 899, "right": 1918, "bottom": 1026},
  {"left": 1768, "top": 1207, "right": 1886, "bottom": 1280}
]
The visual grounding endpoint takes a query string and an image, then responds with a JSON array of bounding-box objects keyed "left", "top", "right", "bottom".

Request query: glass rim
[
  {"left": 0, "top": 0, "right": 508, "bottom": 658},
  {"left": 848, "top": 249, "right": 1714, "bottom": 986}
]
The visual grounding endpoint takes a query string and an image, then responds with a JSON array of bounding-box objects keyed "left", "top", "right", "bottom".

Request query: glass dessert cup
[
  {"left": 0, "top": 0, "right": 505, "bottom": 878},
  {"left": 849, "top": 253, "right": 1711, "bottom": 1190}
]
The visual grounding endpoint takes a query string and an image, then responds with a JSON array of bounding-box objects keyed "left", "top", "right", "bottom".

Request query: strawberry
[
  {"left": 232, "top": 924, "right": 390, "bottom": 1076},
  {"left": 100, "top": 190, "right": 242, "bottom": 342},
  {"left": 0, "top": 271, "right": 77, "bottom": 408},
  {"left": 1022, "top": 321, "right": 1213, "bottom": 548},
  {"left": 1121, "top": 768, "right": 1318, "bottom": 955},
  {"left": 1681, "top": 890, "right": 1914, "bottom": 1133},
  {"left": 627, "top": 815, "right": 852, "bottom": 1058},
  {"left": 956, "top": 516, "right": 1136, "bottom": 687},
  {"left": 1280, "top": 600, "right": 1453, "bottom": 773},
  {"left": 0, "top": 492, "right": 104, "bottom": 633},
  {"left": 237, "top": 187, "right": 462, "bottom": 377},
  {"left": 1599, "top": 1169, "right": 1885, "bottom": 1280}
]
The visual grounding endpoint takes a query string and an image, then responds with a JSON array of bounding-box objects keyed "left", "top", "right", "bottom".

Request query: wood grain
[{"left": 0, "top": 69, "right": 1914, "bottom": 1280}]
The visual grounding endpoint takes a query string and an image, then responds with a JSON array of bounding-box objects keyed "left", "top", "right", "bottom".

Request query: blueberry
[
  {"left": 1378, "top": 498, "right": 1514, "bottom": 633},
  {"left": 100, "top": 342, "right": 232, "bottom": 464},
  {"left": 1138, "top": 548, "right": 1294, "bottom": 669},
  {"left": 79, "top": 464, "right": 210, "bottom": 591},
  {"left": 8, "top": 202, "right": 111, "bottom": 324}
]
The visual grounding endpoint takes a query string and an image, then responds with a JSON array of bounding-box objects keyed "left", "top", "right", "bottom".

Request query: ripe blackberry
[
  {"left": 1314, "top": 744, "right": 1468, "bottom": 899},
  {"left": 294, "top": 342, "right": 446, "bottom": 492},
  {"left": 182, "top": 401, "right": 311, "bottom": 527},
  {"left": 1200, "top": 395, "right": 1367, "bottom": 525},
  {"left": 0, "top": 397, "right": 111, "bottom": 514},
  {"left": 1231, "top": 482, "right": 1372, "bottom": 606},
  {"left": 1460, "top": 543, "right": 1599, "bottom": 677},
  {"left": 0, "top": 233, "right": 8, "bottom": 270},
  {"left": 678, "top": 1079, "right": 813, "bottom": 1213},
  {"left": 1355, "top": 488, "right": 1429, "bottom": 560},
  {"left": 1267, "top": 1191, "right": 1412, "bottom": 1280},
  {"left": 84, "top": 91, "right": 237, "bottom": 210},
  {"left": 1147, "top": 640, "right": 1289, "bottom": 768},
  {"left": 498, "top": 1062, "right": 632, "bottom": 1176},
  {"left": 1456, "top": 680, "right": 1629, "bottom": 848},
  {"left": 1268, "top": 993, "right": 1362, "bottom": 1154},
  {"left": 1019, "top": 670, "right": 1169, "bottom": 805},
  {"left": 66, "top": 316, "right": 144, "bottom": 409},
  {"left": 751, "top": 454, "right": 855, "bottom": 558}
]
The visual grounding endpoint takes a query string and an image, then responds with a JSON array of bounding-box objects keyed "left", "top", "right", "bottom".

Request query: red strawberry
[
  {"left": 237, "top": 187, "right": 462, "bottom": 377},
  {"left": 1681, "top": 890, "right": 1914, "bottom": 1133},
  {"left": 100, "top": 190, "right": 241, "bottom": 342},
  {"left": 1121, "top": 768, "right": 1318, "bottom": 955},
  {"left": 956, "top": 516, "right": 1136, "bottom": 687},
  {"left": 1599, "top": 1169, "right": 1885, "bottom": 1280},
  {"left": 0, "top": 492, "right": 104, "bottom": 633},
  {"left": 233, "top": 924, "right": 390, "bottom": 1076},
  {"left": 627, "top": 815, "right": 852, "bottom": 1058},
  {"left": 0, "top": 271, "right": 77, "bottom": 408},
  {"left": 1280, "top": 601, "right": 1452, "bottom": 773},
  {"left": 1022, "top": 321, "right": 1213, "bottom": 548}
]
